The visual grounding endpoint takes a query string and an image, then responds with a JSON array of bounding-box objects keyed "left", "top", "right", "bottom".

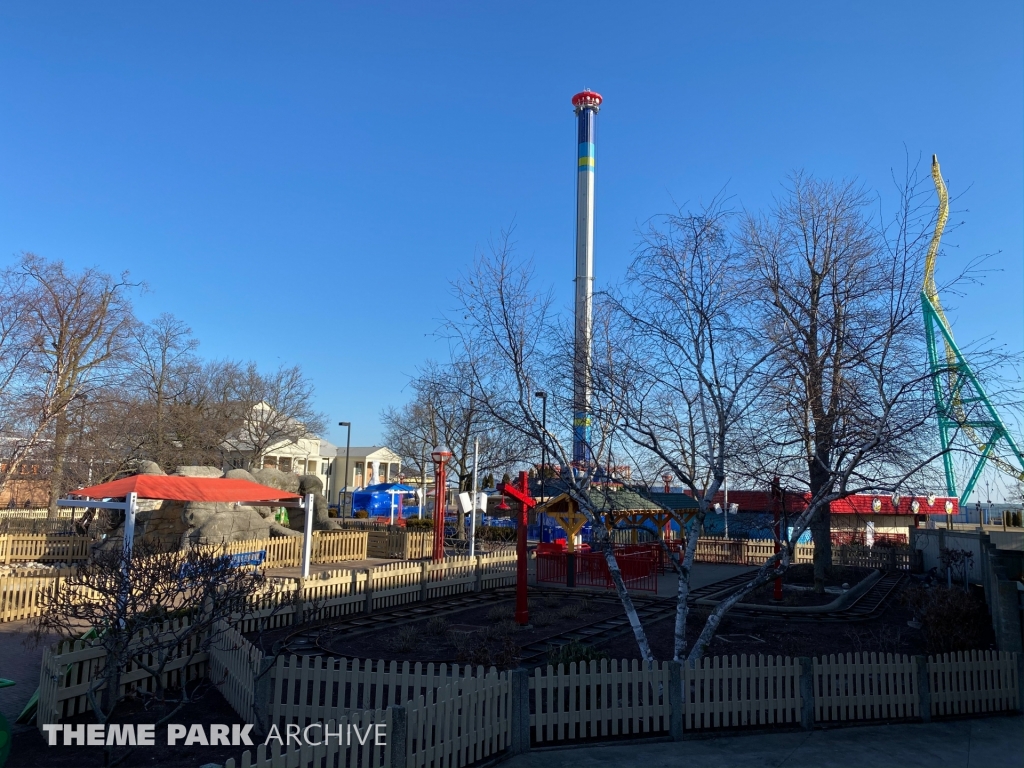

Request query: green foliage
[
  {"left": 354, "top": 510, "right": 369, "bottom": 519},
  {"left": 406, "top": 517, "right": 434, "bottom": 530},
  {"left": 547, "top": 639, "right": 608, "bottom": 668}
]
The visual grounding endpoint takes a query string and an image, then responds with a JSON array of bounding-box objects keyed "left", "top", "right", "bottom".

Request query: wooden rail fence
[
  {"left": 0, "top": 534, "right": 92, "bottom": 563},
  {"left": 685, "top": 537, "right": 913, "bottom": 571},
  {"left": 235, "top": 552, "right": 518, "bottom": 633},
  {"left": 367, "top": 530, "right": 432, "bottom": 560},
  {"left": 37, "top": 615, "right": 209, "bottom": 729},
  {"left": 0, "top": 531, "right": 376, "bottom": 623}
]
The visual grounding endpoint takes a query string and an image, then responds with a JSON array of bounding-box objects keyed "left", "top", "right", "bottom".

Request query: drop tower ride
[{"left": 572, "top": 90, "right": 601, "bottom": 466}]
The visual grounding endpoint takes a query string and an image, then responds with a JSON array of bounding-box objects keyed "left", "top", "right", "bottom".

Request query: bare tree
[
  {"left": 221, "top": 362, "right": 326, "bottom": 469},
  {"left": 35, "top": 541, "right": 267, "bottom": 765},
  {"left": 3, "top": 255, "right": 138, "bottom": 516},
  {"left": 128, "top": 313, "right": 200, "bottom": 467},
  {"left": 602, "top": 198, "right": 778, "bottom": 661},
  {"left": 739, "top": 172, "right": 935, "bottom": 591},
  {"left": 445, "top": 231, "right": 657, "bottom": 660},
  {"left": 381, "top": 360, "right": 526, "bottom": 536}
]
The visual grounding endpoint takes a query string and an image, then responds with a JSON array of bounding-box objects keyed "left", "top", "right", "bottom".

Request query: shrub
[
  {"left": 558, "top": 602, "right": 582, "bottom": 620},
  {"left": 406, "top": 517, "right": 433, "bottom": 531},
  {"left": 487, "top": 604, "right": 514, "bottom": 622},
  {"left": 902, "top": 585, "right": 993, "bottom": 654},
  {"left": 547, "top": 640, "right": 608, "bottom": 668},
  {"left": 387, "top": 625, "right": 418, "bottom": 653},
  {"left": 425, "top": 616, "right": 450, "bottom": 636},
  {"left": 354, "top": 510, "right": 369, "bottom": 519}
]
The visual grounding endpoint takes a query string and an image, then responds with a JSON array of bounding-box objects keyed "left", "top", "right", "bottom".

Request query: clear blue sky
[{"left": 1, "top": 2, "right": 1021, "bottom": 456}]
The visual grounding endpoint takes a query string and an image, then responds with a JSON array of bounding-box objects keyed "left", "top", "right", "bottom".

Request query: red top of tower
[{"left": 572, "top": 90, "right": 603, "bottom": 110}]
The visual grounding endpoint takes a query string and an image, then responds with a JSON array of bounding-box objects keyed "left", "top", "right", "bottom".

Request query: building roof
[
  {"left": 317, "top": 440, "right": 338, "bottom": 457},
  {"left": 681, "top": 489, "right": 959, "bottom": 515},
  {"left": 337, "top": 446, "right": 400, "bottom": 460},
  {"left": 643, "top": 491, "right": 699, "bottom": 511},
  {"left": 535, "top": 487, "right": 664, "bottom": 514},
  {"left": 72, "top": 474, "right": 301, "bottom": 503}
]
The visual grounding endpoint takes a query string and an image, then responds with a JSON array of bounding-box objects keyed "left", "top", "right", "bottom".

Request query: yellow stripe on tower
[{"left": 578, "top": 156, "right": 594, "bottom": 167}]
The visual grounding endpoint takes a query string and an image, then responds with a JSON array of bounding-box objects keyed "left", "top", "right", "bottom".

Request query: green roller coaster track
[{"left": 924, "top": 156, "right": 1024, "bottom": 505}]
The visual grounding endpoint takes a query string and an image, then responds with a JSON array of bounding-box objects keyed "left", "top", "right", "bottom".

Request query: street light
[
  {"left": 534, "top": 391, "right": 547, "bottom": 541},
  {"left": 430, "top": 446, "right": 452, "bottom": 562},
  {"left": 338, "top": 422, "right": 351, "bottom": 518}
]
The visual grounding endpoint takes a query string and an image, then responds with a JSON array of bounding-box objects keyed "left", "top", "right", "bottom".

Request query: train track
[{"left": 280, "top": 568, "right": 906, "bottom": 662}]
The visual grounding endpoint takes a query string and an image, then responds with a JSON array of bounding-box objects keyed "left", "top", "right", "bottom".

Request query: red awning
[{"left": 70, "top": 474, "right": 301, "bottom": 503}]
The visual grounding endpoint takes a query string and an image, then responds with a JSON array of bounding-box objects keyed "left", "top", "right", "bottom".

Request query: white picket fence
[
  {"left": 268, "top": 655, "right": 498, "bottom": 732},
  {"left": 682, "top": 653, "right": 802, "bottom": 730},
  {"left": 210, "top": 619, "right": 266, "bottom": 723},
  {"left": 530, "top": 658, "right": 672, "bottom": 742},
  {"left": 406, "top": 676, "right": 511, "bottom": 768},
  {"left": 929, "top": 650, "right": 1020, "bottom": 716},
  {"left": 224, "top": 710, "right": 392, "bottom": 768},
  {"left": 813, "top": 653, "right": 918, "bottom": 722}
]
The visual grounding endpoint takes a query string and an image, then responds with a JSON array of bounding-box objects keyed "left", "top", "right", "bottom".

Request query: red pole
[
  {"left": 432, "top": 455, "right": 448, "bottom": 562},
  {"left": 515, "top": 470, "right": 530, "bottom": 625}
]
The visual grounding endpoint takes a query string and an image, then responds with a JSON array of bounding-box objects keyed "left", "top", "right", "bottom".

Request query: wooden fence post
[
  {"left": 388, "top": 704, "right": 407, "bottom": 768},
  {"left": 915, "top": 656, "right": 931, "bottom": 722},
  {"left": 296, "top": 578, "right": 307, "bottom": 625},
  {"left": 474, "top": 556, "right": 482, "bottom": 592},
  {"left": 252, "top": 656, "right": 277, "bottom": 738},
  {"left": 420, "top": 562, "right": 429, "bottom": 602},
  {"left": 799, "top": 657, "right": 814, "bottom": 729},
  {"left": 364, "top": 569, "right": 374, "bottom": 614},
  {"left": 668, "top": 660, "right": 683, "bottom": 740},
  {"left": 509, "top": 668, "right": 530, "bottom": 754}
]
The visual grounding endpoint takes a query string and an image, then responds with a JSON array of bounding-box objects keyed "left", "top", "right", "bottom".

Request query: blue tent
[{"left": 351, "top": 483, "right": 418, "bottom": 518}]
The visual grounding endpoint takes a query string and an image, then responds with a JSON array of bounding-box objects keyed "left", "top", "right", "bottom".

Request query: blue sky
[{"left": 1, "top": 1, "right": 1021, "bottom": 458}]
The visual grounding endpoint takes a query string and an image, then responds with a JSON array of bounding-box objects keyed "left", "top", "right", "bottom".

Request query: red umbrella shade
[{"left": 70, "top": 474, "right": 301, "bottom": 504}]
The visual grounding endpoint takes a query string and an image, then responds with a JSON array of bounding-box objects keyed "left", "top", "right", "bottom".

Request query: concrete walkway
[
  {"left": 0, "top": 619, "right": 56, "bottom": 738},
  {"left": 503, "top": 715, "right": 1024, "bottom": 768}
]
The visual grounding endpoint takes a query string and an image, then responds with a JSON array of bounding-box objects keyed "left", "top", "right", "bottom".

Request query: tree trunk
[
  {"left": 810, "top": 506, "right": 831, "bottom": 593},
  {"left": 808, "top": 442, "right": 833, "bottom": 593},
  {"left": 48, "top": 410, "right": 69, "bottom": 519},
  {"left": 600, "top": 539, "right": 654, "bottom": 662}
]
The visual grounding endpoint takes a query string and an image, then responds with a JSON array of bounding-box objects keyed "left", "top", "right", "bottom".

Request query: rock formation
[{"left": 94, "top": 461, "right": 323, "bottom": 548}]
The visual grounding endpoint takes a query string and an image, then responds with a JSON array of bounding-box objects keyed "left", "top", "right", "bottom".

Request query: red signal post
[{"left": 498, "top": 471, "right": 536, "bottom": 625}]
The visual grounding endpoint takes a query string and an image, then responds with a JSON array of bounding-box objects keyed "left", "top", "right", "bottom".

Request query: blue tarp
[{"left": 351, "top": 483, "right": 418, "bottom": 517}]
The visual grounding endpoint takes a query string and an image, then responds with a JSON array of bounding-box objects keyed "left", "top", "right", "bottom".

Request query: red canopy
[{"left": 70, "top": 474, "right": 301, "bottom": 504}]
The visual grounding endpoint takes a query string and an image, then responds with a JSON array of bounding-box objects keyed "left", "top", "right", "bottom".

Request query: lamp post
[
  {"left": 534, "top": 391, "right": 547, "bottom": 539},
  {"left": 338, "top": 422, "right": 351, "bottom": 517},
  {"left": 431, "top": 447, "right": 452, "bottom": 562}
]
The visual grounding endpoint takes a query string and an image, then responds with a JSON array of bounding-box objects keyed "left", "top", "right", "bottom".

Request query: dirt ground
[
  {"left": 318, "top": 594, "right": 619, "bottom": 669},
  {"left": 598, "top": 580, "right": 995, "bottom": 661},
  {"left": 8, "top": 684, "right": 251, "bottom": 768},
  {"left": 741, "top": 564, "right": 874, "bottom": 607}
]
